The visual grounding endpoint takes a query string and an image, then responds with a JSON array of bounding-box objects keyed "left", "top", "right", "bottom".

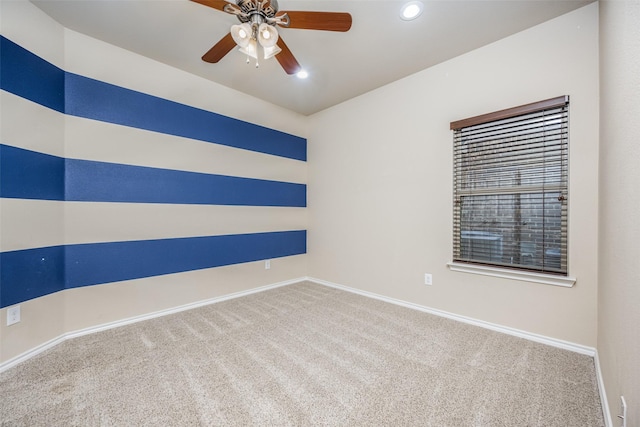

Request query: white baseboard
[
  {"left": 306, "top": 276, "right": 596, "bottom": 356},
  {"left": 594, "top": 350, "right": 613, "bottom": 427},
  {"left": 0, "top": 277, "right": 305, "bottom": 373}
]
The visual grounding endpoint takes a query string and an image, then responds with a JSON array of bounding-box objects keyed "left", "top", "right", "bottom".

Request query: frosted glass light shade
[
  {"left": 231, "top": 23, "right": 252, "bottom": 47},
  {"left": 238, "top": 39, "right": 258, "bottom": 59},
  {"left": 258, "top": 23, "right": 279, "bottom": 48},
  {"left": 263, "top": 44, "right": 282, "bottom": 59}
]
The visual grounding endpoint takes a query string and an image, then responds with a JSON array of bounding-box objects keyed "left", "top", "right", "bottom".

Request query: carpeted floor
[{"left": 0, "top": 281, "right": 604, "bottom": 426}]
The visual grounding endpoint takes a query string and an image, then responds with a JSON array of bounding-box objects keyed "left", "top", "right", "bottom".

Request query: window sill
[{"left": 446, "top": 262, "right": 576, "bottom": 288}]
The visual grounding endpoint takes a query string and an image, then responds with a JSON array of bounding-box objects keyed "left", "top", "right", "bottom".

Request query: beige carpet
[{"left": 0, "top": 281, "right": 604, "bottom": 426}]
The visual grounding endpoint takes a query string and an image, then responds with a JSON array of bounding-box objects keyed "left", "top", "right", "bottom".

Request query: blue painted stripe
[
  {"left": 0, "top": 145, "right": 65, "bottom": 201},
  {"left": 66, "top": 157, "right": 306, "bottom": 206},
  {"left": 0, "top": 36, "right": 65, "bottom": 112},
  {"left": 1, "top": 145, "right": 306, "bottom": 206},
  {"left": 0, "top": 36, "right": 306, "bottom": 161},
  {"left": 0, "top": 230, "right": 306, "bottom": 308},
  {"left": 65, "top": 73, "right": 307, "bottom": 161},
  {"left": 0, "top": 246, "right": 66, "bottom": 308}
]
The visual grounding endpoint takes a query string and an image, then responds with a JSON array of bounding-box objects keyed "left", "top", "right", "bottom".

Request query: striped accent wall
[{"left": 0, "top": 35, "right": 307, "bottom": 309}]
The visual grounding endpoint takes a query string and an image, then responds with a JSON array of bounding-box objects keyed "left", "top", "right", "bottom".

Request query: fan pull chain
[
  {"left": 244, "top": 55, "right": 259, "bottom": 68},
  {"left": 255, "top": 44, "right": 260, "bottom": 68}
]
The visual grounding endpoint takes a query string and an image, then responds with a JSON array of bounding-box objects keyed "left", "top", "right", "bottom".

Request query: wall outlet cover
[{"left": 7, "top": 305, "right": 21, "bottom": 326}]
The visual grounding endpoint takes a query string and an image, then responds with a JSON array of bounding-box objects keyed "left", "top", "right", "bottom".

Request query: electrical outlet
[
  {"left": 7, "top": 305, "right": 21, "bottom": 326},
  {"left": 424, "top": 273, "right": 433, "bottom": 286},
  {"left": 265, "top": 260, "right": 271, "bottom": 270},
  {"left": 618, "top": 396, "right": 627, "bottom": 427}
]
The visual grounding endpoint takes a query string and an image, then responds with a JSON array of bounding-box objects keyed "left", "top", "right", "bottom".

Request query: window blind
[{"left": 451, "top": 96, "right": 569, "bottom": 275}]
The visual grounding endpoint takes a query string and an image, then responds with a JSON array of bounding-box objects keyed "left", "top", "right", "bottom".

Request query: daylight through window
[{"left": 450, "top": 96, "right": 569, "bottom": 275}]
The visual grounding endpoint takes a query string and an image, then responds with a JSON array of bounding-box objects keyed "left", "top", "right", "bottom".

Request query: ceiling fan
[{"left": 191, "top": 0, "right": 352, "bottom": 75}]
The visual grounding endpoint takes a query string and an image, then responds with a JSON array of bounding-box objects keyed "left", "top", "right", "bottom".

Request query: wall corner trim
[{"left": 594, "top": 349, "right": 613, "bottom": 427}]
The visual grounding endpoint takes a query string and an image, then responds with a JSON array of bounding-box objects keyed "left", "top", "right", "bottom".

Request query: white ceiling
[{"left": 31, "top": 0, "right": 592, "bottom": 116}]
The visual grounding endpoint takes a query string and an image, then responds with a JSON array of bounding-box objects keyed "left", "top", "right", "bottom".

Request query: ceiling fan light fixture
[
  {"left": 231, "top": 23, "right": 253, "bottom": 47},
  {"left": 296, "top": 70, "right": 309, "bottom": 79},
  {"left": 258, "top": 23, "right": 279, "bottom": 48},
  {"left": 400, "top": 1, "right": 424, "bottom": 20},
  {"left": 263, "top": 44, "right": 282, "bottom": 59},
  {"left": 238, "top": 38, "right": 259, "bottom": 59}
]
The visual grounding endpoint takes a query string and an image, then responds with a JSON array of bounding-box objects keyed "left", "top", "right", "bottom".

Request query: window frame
[{"left": 449, "top": 96, "right": 574, "bottom": 287}]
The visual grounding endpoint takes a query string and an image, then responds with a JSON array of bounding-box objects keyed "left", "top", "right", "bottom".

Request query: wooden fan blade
[
  {"left": 202, "top": 32, "right": 236, "bottom": 63},
  {"left": 190, "top": 0, "right": 229, "bottom": 12},
  {"left": 278, "top": 11, "right": 352, "bottom": 32},
  {"left": 275, "top": 37, "right": 301, "bottom": 75}
]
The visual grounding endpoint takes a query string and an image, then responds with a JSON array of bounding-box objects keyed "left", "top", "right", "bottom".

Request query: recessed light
[
  {"left": 400, "top": 1, "right": 424, "bottom": 21},
  {"left": 296, "top": 70, "right": 309, "bottom": 79}
]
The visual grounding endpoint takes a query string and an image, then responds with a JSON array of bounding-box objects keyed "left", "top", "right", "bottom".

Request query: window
[{"left": 450, "top": 96, "right": 569, "bottom": 276}]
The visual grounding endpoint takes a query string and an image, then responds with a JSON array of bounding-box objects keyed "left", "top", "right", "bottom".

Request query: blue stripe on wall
[
  {"left": 0, "top": 37, "right": 65, "bottom": 113},
  {"left": 0, "top": 36, "right": 306, "bottom": 161},
  {"left": 0, "top": 246, "right": 66, "bottom": 308},
  {"left": 66, "top": 158, "right": 306, "bottom": 206},
  {"left": 1, "top": 145, "right": 306, "bottom": 206},
  {"left": 65, "top": 73, "right": 307, "bottom": 161},
  {"left": 0, "top": 145, "right": 65, "bottom": 201},
  {"left": 0, "top": 230, "right": 306, "bottom": 308}
]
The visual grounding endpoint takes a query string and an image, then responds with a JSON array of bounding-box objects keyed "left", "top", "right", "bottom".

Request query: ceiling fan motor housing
[{"left": 235, "top": 0, "right": 279, "bottom": 22}]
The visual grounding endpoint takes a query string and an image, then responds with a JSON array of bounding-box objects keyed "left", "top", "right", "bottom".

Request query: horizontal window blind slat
[
  {"left": 452, "top": 97, "right": 568, "bottom": 275},
  {"left": 456, "top": 185, "right": 566, "bottom": 196},
  {"left": 458, "top": 157, "right": 567, "bottom": 175},
  {"left": 456, "top": 121, "right": 567, "bottom": 143},
  {"left": 457, "top": 126, "right": 567, "bottom": 144},
  {"left": 458, "top": 111, "right": 567, "bottom": 130},
  {"left": 455, "top": 133, "right": 568, "bottom": 153}
]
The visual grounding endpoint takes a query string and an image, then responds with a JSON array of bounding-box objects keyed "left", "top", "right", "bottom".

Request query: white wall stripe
[
  {"left": 0, "top": 0, "right": 66, "bottom": 70},
  {"left": 1, "top": 91, "right": 65, "bottom": 157},
  {"left": 0, "top": 199, "right": 306, "bottom": 251},
  {"left": 65, "top": 114, "right": 307, "bottom": 184}
]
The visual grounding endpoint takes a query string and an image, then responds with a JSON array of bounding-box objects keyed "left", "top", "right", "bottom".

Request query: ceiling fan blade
[
  {"left": 190, "top": 0, "right": 230, "bottom": 12},
  {"left": 275, "top": 37, "right": 301, "bottom": 75},
  {"left": 202, "top": 32, "right": 236, "bottom": 63},
  {"left": 277, "top": 11, "right": 352, "bottom": 32}
]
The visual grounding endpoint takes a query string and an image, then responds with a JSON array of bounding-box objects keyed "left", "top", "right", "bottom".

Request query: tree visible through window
[{"left": 450, "top": 96, "right": 569, "bottom": 275}]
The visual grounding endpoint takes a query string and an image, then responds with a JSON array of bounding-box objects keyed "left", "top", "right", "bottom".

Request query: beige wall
[
  {"left": 308, "top": 4, "right": 600, "bottom": 346},
  {"left": 0, "top": 0, "right": 308, "bottom": 364},
  {"left": 599, "top": 0, "right": 640, "bottom": 424},
  {"left": 0, "top": 0, "right": 67, "bottom": 363}
]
